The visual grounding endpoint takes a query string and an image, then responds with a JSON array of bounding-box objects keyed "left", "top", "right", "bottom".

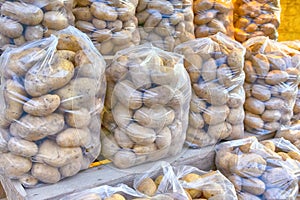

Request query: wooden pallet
[{"left": 0, "top": 145, "right": 216, "bottom": 200}]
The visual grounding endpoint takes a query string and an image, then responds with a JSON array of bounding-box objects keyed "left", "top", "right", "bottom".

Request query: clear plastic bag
[
  {"left": 133, "top": 161, "right": 189, "bottom": 199},
  {"left": 60, "top": 184, "right": 140, "bottom": 200},
  {"left": 73, "top": 0, "right": 140, "bottom": 56},
  {"left": 0, "top": 0, "right": 75, "bottom": 52},
  {"left": 174, "top": 32, "right": 246, "bottom": 148},
  {"left": 0, "top": 26, "right": 106, "bottom": 187},
  {"left": 243, "top": 37, "right": 300, "bottom": 136},
  {"left": 136, "top": 0, "right": 195, "bottom": 52},
  {"left": 193, "top": 0, "right": 234, "bottom": 38},
  {"left": 174, "top": 165, "right": 238, "bottom": 199},
  {"left": 102, "top": 43, "right": 191, "bottom": 168},
  {"left": 233, "top": 0, "right": 281, "bottom": 43},
  {"left": 215, "top": 137, "right": 299, "bottom": 200}
]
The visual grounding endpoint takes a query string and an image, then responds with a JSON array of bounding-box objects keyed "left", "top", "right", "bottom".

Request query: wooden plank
[
  {"left": 2, "top": 146, "right": 215, "bottom": 200},
  {"left": 244, "top": 132, "right": 275, "bottom": 141}
]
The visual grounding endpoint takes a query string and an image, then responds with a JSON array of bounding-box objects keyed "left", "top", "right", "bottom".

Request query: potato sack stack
[
  {"left": 175, "top": 32, "right": 246, "bottom": 148},
  {"left": 193, "top": 0, "right": 234, "bottom": 38},
  {"left": 102, "top": 44, "right": 191, "bottom": 169},
  {"left": 216, "top": 137, "right": 299, "bottom": 200},
  {"left": 136, "top": 0, "right": 195, "bottom": 51},
  {"left": 0, "top": 0, "right": 74, "bottom": 51},
  {"left": 73, "top": 0, "right": 140, "bottom": 56},
  {"left": 243, "top": 37, "right": 300, "bottom": 136},
  {"left": 233, "top": 0, "right": 281, "bottom": 43},
  {"left": 0, "top": 26, "right": 106, "bottom": 186}
]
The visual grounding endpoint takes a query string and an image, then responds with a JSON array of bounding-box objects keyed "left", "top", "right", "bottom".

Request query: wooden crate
[{"left": 1, "top": 146, "right": 215, "bottom": 200}]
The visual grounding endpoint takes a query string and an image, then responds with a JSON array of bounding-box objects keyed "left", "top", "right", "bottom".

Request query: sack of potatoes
[
  {"left": 0, "top": 0, "right": 75, "bottom": 52},
  {"left": 136, "top": 0, "right": 195, "bottom": 52},
  {"left": 243, "top": 37, "right": 300, "bottom": 136},
  {"left": 0, "top": 26, "right": 106, "bottom": 186},
  {"left": 280, "top": 41, "right": 300, "bottom": 121},
  {"left": 73, "top": 0, "right": 140, "bottom": 56},
  {"left": 233, "top": 0, "right": 280, "bottom": 43},
  {"left": 60, "top": 184, "right": 142, "bottom": 200},
  {"left": 133, "top": 161, "right": 189, "bottom": 199},
  {"left": 174, "top": 165, "right": 238, "bottom": 199},
  {"left": 174, "top": 32, "right": 246, "bottom": 148},
  {"left": 193, "top": 0, "right": 234, "bottom": 38},
  {"left": 102, "top": 43, "right": 191, "bottom": 169},
  {"left": 216, "top": 137, "right": 299, "bottom": 200}
]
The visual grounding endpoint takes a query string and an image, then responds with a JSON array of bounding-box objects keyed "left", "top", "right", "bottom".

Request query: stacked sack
[
  {"left": 243, "top": 37, "right": 300, "bottom": 136},
  {"left": 0, "top": 0, "right": 74, "bottom": 51},
  {"left": 0, "top": 26, "right": 106, "bottom": 186},
  {"left": 193, "top": 0, "right": 234, "bottom": 38},
  {"left": 73, "top": 0, "right": 140, "bottom": 55},
  {"left": 102, "top": 44, "right": 191, "bottom": 169},
  {"left": 216, "top": 137, "right": 299, "bottom": 200},
  {"left": 233, "top": 0, "right": 281, "bottom": 43},
  {"left": 175, "top": 32, "right": 246, "bottom": 148},
  {"left": 136, "top": 0, "right": 195, "bottom": 51}
]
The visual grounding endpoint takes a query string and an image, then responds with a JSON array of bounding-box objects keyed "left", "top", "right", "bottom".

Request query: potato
[
  {"left": 265, "top": 70, "right": 289, "bottom": 85},
  {"left": 1, "top": 2, "right": 43, "bottom": 25},
  {"left": 155, "top": 127, "right": 172, "bottom": 149},
  {"left": 57, "top": 34, "right": 82, "bottom": 52},
  {"left": 5, "top": 47, "right": 46, "bottom": 78},
  {"left": 8, "top": 137, "right": 38, "bottom": 157},
  {"left": 25, "top": 58, "right": 74, "bottom": 97},
  {"left": 55, "top": 78, "right": 99, "bottom": 110},
  {"left": 242, "top": 177, "right": 265, "bottom": 195},
  {"left": 126, "top": 123, "right": 156, "bottom": 145},
  {"left": 113, "top": 150, "right": 136, "bottom": 168},
  {"left": 0, "top": 17, "right": 23, "bottom": 39},
  {"left": 189, "top": 112, "right": 205, "bottom": 129},
  {"left": 113, "top": 80, "right": 142, "bottom": 110},
  {"left": 19, "top": 174, "right": 38, "bottom": 187},
  {"left": 244, "top": 97, "right": 265, "bottom": 115},
  {"left": 202, "top": 183, "right": 224, "bottom": 199},
  {"left": 10, "top": 113, "right": 65, "bottom": 141},
  {"left": 137, "top": 177, "right": 157, "bottom": 196},
  {"left": 0, "top": 153, "right": 32, "bottom": 178},
  {"left": 2, "top": 80, "right": 27, "bottom": 124},
  {"left": 251, "top": 84, "right": 271, "bottom": 101},
  {"left": 261, "top": 167, "right": 294, "bottom": 188},
  {"left": 143, "top": 85, "right": 175, "bottom": 107},
  {"left": 31, "top": 163, "right": 61, "bottom": 184},
  {"left": 59, "top": 159, "right": 81, "bottom": 177},
  {"left": 91, "top": 2, "right": 118, "bottom": 21},
  {"left": 23, "top": 94, "right": 60, "bottom": 116},
  {"left": 65, "top": 108, "right": 91, "bottom": 128},
  {"left": 201, "top": 58, "right": 217, "bottom": 81},
  {"left": 36, "top": 140, "right": 82, "bottom": 168},
  {"left": 134, "top": 105, "right": 170, "bottom": 129},
  {"left": 264, "top": 98, "right": 284, "bottom": 110},
  {"left": 105, "top": 194, "right": 126, "bottom": 200},
  {"left": 238, "top": 192, "right": 261, "bottom": 200},
  {"left": 24, "top": 25, "right": 43, "bottom": 41},
  {"left": 203, "top": 105, "right": 229, "bottom": 125},
  {"left": 261, "top": 110, "right": 281, "bottom": 122},
  {"left": 233, "top": 153, "right": 266, "bottom": 178},
  {"left": 56, "top": 128, "right": 91, "bottom": 147},
  {"left": 72, "top": 7, "right": 93, "bottom": 21},
  {"left": 228, "top": 175, "right": 242, "bottom": 192},
  {"left": 208, "top": 122, "right": 232, "bottom": 140},
  {"left": 227, "top": 106, "right": 244, "bottom": 125}
]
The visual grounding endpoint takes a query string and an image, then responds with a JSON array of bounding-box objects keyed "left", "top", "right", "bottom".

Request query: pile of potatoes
[
  {"left": 0, "top": 0, "right": 75, "bottom": 51},
  {"left": 73, "top": 0, "right": 140, "bottom": 55},
  {"left": 233, "top": 0, "right": 281, "bottom": 43},
  {"left": 193, "top": 0, "right": 234, "bottom": 38},
  {"left": 176, "top": 169, "right": 237, "bottom": 199},
  {"left": 136, "top": 0, "right": 195, "bottom": 51},
  {"left": 243, "top": 37, "right": 300, "bottom": 135},
  {"left": 0, "top": 27, "right": 106, "bottom": 186},
  {"left": 216, "top": 137, "right": 299, "bottom": 200},
  {"left": 102, "top": 44, "right": 191, "bottom": 168},
  {"left": 174, "top": 32, "right": 246, "bottom": 148}
]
